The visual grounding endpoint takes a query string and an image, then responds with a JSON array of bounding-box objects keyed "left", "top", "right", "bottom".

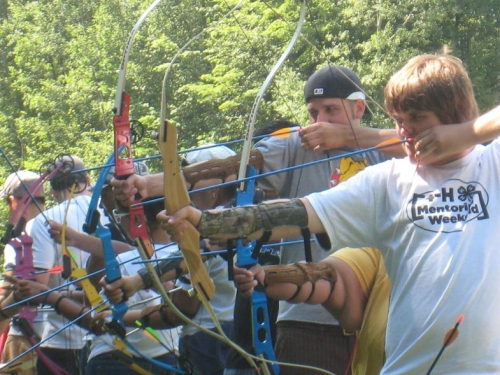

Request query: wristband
[
  {"left": 76, "top": 306, "right": 87, "bottom": 320},
  {"left": 54, "top": 295, "right": 68, "bottom": 315},
  {"left": 138, "top": 267, "right": 154, "bottom": 289}
]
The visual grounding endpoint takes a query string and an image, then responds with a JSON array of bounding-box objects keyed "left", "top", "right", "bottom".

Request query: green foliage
[{"left": 0, "top": 0, "right": 499, "bottom": 231}]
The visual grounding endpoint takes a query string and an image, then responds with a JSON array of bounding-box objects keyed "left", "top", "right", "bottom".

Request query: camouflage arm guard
[
  {"left": 264, "top": 262, "right": 337, "bottom": 287},
  {"left": 197, "top": 198, "right": 307, "bottom": 238}
]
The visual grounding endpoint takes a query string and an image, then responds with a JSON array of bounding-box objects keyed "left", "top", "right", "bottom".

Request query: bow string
[
  {"left": 230, "top": 2, "right": 306, "bottom": 373},
  {"left": 154, "top": 1, "right": 282, "bottom": 369},
  {"left": 106, "top": 0, "right": 165, "bottom": 331},
  {"left": 104, "top": 1, "right": 187, "bottom": 373},
  {"left": 112, "top": 0, "right": 165, "bottom": 260}
]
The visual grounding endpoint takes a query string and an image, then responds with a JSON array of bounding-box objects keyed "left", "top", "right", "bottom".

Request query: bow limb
[
  {"left": 95, "top": 205, "right": 173, "bottom": 374},
  {"left": 60, "top": 184, "right": 108, "bottom": 313},
  {"left": 83, "top": 150, "right": 119, "bottom": 235},
  {"left": 237, "top": 0, "right": 306, "bottom": 188},
  {"left": 157, "top": 121, "right": 215, "bottom": 300},
  {"left": 97, "top": 222, "right": 138, "bottom": 362},
  {"left": 159, "top": 0, "right": 245, "bottom": 124},
  {"left": 230, "top": 3, "right": 306, "bottom": 374},
  {"left": 113, "top": 0, "right": 164, "bottom": 121},
  {"left": 113, "top": 0, "right": 165, "bottom": 259}
]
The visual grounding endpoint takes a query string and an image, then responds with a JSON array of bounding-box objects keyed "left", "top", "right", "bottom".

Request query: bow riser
[
  {"left": 159, "top": 120, "right": 215, "bottom": 300},
  {"left": 235, "top": 167, "right": 278, "bottom": 374},
  {"left": 113, "top": 91, "right": 155, "bottom": 259},
  {"left": 11, "top": 235, "right": 37, "bottom": 321},
  {"left": 114, "top": 92, "right": 135, "bottom": 178}
]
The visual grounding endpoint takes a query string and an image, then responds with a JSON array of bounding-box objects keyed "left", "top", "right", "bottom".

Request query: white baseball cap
[
  {"left": 0, "top": 170, "right": 42, "bottom": 199},
  {"left": 184, "top": 144, "right": 236, "bottom": 165}
]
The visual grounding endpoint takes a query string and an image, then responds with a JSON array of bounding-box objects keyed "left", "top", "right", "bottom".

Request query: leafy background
[{"left": 1, "top": 0, "right": 499, "bottom": 246}]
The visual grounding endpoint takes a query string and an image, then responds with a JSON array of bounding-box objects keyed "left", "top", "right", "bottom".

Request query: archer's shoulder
[{"left": 255, "top": 126, "right": 301, "bottom": 149}]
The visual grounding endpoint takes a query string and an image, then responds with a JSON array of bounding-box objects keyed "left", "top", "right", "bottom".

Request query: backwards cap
[{"left": 304, "top": 65, "right": 365, "bottom": 103}]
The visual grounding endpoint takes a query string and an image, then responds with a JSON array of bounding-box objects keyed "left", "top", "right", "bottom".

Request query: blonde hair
[{"left": 384, "top": 54, "right": 479, "bottom": 124}]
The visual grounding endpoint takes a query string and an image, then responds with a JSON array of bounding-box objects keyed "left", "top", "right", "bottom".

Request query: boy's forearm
[
  {"left": 351, "top": 127, "right": 404, "bottom": 157},
  {"left": 144, "top": 174, "right": 165, "bottom": 198},
  {"left": 473, "top": 105, "right": 500, "bottom": 144},
  {"left": 71, "top": 231, "right": 132, "bottom": 257},
  {"left": 123, "top": 309, "right": 142, "bottom": 327}
]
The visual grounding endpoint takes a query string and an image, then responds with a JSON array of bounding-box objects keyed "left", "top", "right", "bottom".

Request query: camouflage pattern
[{"left": 197, "top": 198, "right": 308, "bottom": 238}]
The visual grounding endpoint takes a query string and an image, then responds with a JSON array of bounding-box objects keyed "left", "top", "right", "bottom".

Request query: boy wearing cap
[
  {"left": 249, "top": 65, "right": 398, "bottom": 374},
  {"left": 299, "top": 65, "right": 402, "bottom": 153}
]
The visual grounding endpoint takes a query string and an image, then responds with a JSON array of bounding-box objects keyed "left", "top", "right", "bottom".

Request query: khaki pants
[{"left": 1, "top": 334, "right": 38, "bottom": 375}]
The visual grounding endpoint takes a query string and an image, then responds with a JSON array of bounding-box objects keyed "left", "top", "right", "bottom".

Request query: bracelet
[
  {"left": 54, "top": 295, "right": 68, "bottom": 315},
  {"left": 138, "top": 267, "right": 154, "bottom": 289},
  {"left": 286, "top": 285, "right": 302, "bottom": 302},
  {"left": 306, "top": 282, "right": 316, "bottom": 302},
  {"left": 41, "top": 291, "right": 53, "bottom": 307},
  {"left": 76, "top": 306, "right": 87, "bottom": 320}
]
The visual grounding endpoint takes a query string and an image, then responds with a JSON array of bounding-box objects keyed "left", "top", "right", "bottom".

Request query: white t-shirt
[
  {"left": 30, "top": 194, "right": 92, "bottom": 349},
  {"left": 89, "top": 244, "right": 181, "bottom": 360},
  {"left": 177, "top": 254, "right": 236, "bottom": 337},
  {"left": 307, "top": 139, "right": 500, "bottom": 374}
]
